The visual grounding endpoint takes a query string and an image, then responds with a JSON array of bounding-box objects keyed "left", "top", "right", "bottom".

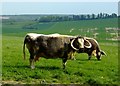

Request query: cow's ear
[{"left": 70, "top": 38, "right": 74, "bottom": 41}]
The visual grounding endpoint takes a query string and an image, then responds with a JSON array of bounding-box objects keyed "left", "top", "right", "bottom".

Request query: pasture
[
  {"left": 2, "top": 36, "right": 118, "bottom": 84},
  {"left": 2, "top": 17, "right": 119, "bottom": 85}
]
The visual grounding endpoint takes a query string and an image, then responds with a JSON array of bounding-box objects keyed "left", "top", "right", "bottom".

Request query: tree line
[{"left": 35, "top": 13, "right": 118, "bottom": 22}]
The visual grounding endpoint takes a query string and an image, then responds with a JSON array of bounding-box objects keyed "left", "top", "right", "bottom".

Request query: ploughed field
[{"left": 2, "top": 18, "right": 119, "bottom": 84}]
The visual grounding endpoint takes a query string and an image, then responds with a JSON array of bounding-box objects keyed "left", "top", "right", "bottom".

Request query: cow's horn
[
  {"left": 71, "top": 39, "right": 79, "bottom": 51},
  {"left": 84, "top": 39, "right": 92, "bottom": 48},
  {"left": 100, "top": 50, "right": 107, "bottom": 56}
]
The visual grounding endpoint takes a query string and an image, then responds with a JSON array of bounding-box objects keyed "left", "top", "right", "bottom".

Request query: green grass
[
  {"left": 2, "top": 18, "right": 119, "bottom": 85},
  {"left": 2, "top": 36, "right": 118, "bottom": 85}
]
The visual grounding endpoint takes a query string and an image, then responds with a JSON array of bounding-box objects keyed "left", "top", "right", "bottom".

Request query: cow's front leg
[
  {"left": 62, "top": 58, "right": 67, "bottom": 69},
  {"left": 96, "top": 55, "right": 101, "bottom": 61},
  {"left": 88, "top": 54, "right": 92, "bottom": 60},
  {"left": 87, "top": 51, "right": 93, "bottom": 60}
]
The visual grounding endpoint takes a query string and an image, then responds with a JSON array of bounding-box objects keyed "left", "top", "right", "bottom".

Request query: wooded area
[{"left": 35, "top": 13, "right": 117, "bottom": 22}]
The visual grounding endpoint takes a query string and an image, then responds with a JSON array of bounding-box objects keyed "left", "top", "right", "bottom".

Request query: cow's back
[{"left": 85, "top": 38, "right": 100, "bottom": 51}]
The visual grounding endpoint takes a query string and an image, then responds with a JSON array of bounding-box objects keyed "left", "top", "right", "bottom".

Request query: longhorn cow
[
  {"left": 23, "top": 33, "right": 92, "bottom": 69},
  {"left": 23, "top": 33, "right": 106, "bottom": 69},
  {"left": 70, "top": 36, "right": 106, "bottom": 60}
]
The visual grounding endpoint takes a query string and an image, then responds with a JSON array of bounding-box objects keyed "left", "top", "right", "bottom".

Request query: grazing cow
[
  {"left": 23, "top": 33, "right": 105, "bottom": 69},
  {"left": 23, "top": 33, "right": 87, "bottom": 69},
  {"left": 70, "top": 36, "right": 106, "bottom": 60}
]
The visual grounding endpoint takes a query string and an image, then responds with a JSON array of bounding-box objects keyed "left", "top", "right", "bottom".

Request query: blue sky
[
  {"left": 2, "top": 2, "right": 118, "bottom": 15},
  {"left": 1, "top": 0, "right": 119, "bottom": 2}
]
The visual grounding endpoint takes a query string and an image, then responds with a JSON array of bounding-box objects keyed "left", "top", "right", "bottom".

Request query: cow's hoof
[
  {"left": 98, "top": 59, "right": 101, "bottom": 61},
  {"left": 73, "top": 58, "right": 76, "bottom": 60},
  {"left": 31, "top": 66, "right": 35, "bottom": 69}
]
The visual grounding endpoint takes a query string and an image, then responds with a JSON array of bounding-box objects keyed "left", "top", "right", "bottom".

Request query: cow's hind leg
[
  {"left": 29, "top": 50, "right": 35, "bottom": 69},
  {"left": 29, "top": 58, "right": 35, "bottom": 69},
  {"left": 62, "top": 58, "right": 67, "bottom": 69},
  {"left": 88, "top": 55, "right": 91, "bottom": 60}
]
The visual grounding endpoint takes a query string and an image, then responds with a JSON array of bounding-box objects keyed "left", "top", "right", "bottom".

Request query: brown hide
[
  {"left": 34, "top": 36, "right": 75, "bottom": 60},
  {"left": 23, "top": 34, "right": 76, "bottom": 61}
]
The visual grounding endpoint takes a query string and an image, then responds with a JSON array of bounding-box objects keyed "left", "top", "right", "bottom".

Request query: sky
[
  {"left": 1, "top": 1, "right": 118, "bottom": 15},
  {"left": 1, "top": 0, "right": 119, "bottom": 2}
]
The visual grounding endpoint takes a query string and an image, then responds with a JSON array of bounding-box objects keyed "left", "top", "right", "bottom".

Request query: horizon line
[{"left": 1, "top": 12, "right": 118, "bottom": 16}]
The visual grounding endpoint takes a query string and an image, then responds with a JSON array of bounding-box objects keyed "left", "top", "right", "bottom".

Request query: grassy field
[
  {"left": 2, "top": 36, "right": 118, "bottom": 85},
  {"left": 2, "top": 18, "right": 118, "bottom": 40},
  {"left": 2, "top": 17, "right": 119, "bottom": 85}
]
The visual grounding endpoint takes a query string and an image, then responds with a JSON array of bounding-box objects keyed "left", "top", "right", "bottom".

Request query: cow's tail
[{"left": 23, "top": 38, "right": 26, "bottom": 60}]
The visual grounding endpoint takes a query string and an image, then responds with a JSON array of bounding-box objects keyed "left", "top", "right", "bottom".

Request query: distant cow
[{"left": 70, "top": 36, "right": 106, "bottom": 60}]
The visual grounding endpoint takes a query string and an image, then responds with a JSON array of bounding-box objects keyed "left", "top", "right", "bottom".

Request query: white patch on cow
[
  {"left": 98, "top": 52, "right": 101, "bottom": 56},
  {"left": 78, "top": 38, "right": 84, "bottom": 48},
  {"left": 27, "top": 33, "right": 43, "bottom": 40},
  {"left": 45, "top": 33, "right": 75, "bottom": 38},
  {"left": 27, "top": 33, "right": 75, "bottom": 39},
  {"left": 49, "top": 33, "right": 61, "bottom": 37},
  {"left": 92, "top": 50, "right": 97, "bottom": 56}
]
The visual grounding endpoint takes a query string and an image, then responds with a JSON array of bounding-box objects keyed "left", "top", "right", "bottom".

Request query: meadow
[{"left": 2, "top": 17, "right": 119, "bottom": 85}]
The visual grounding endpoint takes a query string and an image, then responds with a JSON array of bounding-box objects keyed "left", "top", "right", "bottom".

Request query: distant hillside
[
  {"left": 2, "top": 17, "right": 118, "bottom": 41},
  {"left": 1, "top": 13, "right": 117, "bottom": 22}
]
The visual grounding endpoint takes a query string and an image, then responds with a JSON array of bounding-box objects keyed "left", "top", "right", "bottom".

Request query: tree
[
  {"left": 111, "top": 13, "right": 117, "bottom": 18},
  {"left": 91, "top": 14, "right": 96, "bottom": 19},
  {"left": 80, "top": 15, "right": 86, "bottom": 20},
  {"left": 86, "top": 14, "right": 91, "bottom": 20}
]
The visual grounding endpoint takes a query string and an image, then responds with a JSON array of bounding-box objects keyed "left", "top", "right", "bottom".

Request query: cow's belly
[
  {"left": 36, "top": 48, "right": 65, "bottom": 59},
  {"left": 36, "top": 39, "right": 70, "bottom": 59}
]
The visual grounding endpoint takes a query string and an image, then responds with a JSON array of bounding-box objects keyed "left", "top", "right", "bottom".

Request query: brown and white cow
[
  {"left": 70, "top": 36, "right": 106, "bottom": 60},
  {"left": 23, "top": 33, "right": 106, "bottom": 69},
  {"left": 23, "top": 33, "right": 92, "bottom": 69}
]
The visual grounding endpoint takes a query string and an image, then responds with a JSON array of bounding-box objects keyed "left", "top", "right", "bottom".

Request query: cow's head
[
  {"left": 70, "top": 36, "right": 92, "bottom": 51},
  {"left": 97, "top": 50, "right": 107, "bottom": 60}
]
